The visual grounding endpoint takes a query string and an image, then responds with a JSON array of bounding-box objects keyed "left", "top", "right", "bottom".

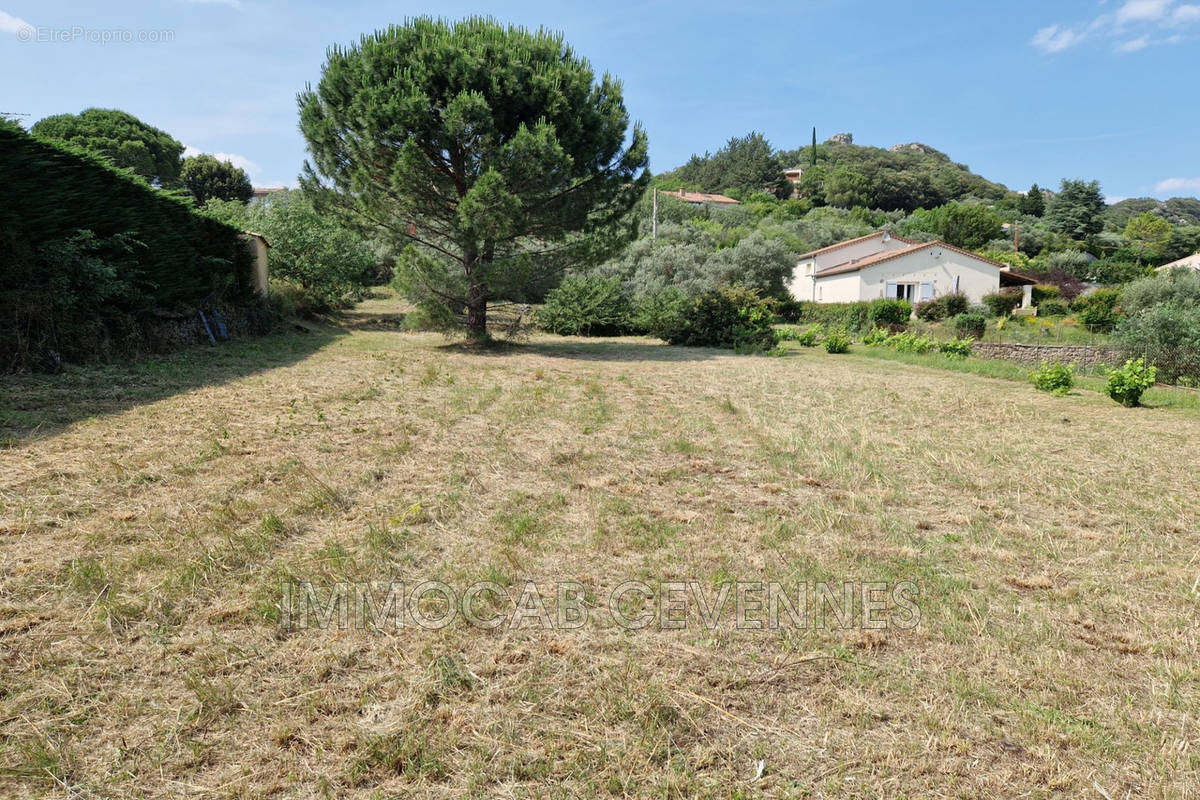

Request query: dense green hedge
[
  {"left": 1, "top": 121, "right": 256, "bottom": 369},
  {"left": 792, "top": 301, "right": 873, "bottom": 332}
]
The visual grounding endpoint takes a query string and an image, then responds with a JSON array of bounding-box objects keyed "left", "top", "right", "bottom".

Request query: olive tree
[{"left": 298, "top": 17, "right": 649, "bottom": 339}]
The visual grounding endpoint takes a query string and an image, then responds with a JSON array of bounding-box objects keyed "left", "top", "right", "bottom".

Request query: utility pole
[
  {"left": 652, "top": 187, "right": 658, "bottom": 241},
  {"left": 1013, "top": 220, "right": 1019, "bottom": 252}
]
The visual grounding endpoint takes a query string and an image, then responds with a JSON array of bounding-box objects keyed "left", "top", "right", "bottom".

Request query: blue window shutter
[
  {"left": 919, "top": 282, "right": 934, "bottom": 301},
  {"left": 885, "top": 281, "right": 898, "bottom": 299}
]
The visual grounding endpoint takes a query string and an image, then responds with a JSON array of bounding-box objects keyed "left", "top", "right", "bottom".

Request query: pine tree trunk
[{"left": 465, "top": 281, "right": 487, "bottom": 340}]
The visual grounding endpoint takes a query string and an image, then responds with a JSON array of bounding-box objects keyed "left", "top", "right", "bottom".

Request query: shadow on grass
[
  {"left": 335, "top": 307, "right": 410, "bottom": 331},
  {"left": 440, "top": 336, "right": 736, "bottom": 363},
  {"left": 0, "top": 324, "right": 345, "bottom": 445}
]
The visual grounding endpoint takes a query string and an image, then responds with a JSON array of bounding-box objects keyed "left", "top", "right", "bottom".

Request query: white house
[{"left": 788, "top": 231, "right": 1036, "bottom": 307}]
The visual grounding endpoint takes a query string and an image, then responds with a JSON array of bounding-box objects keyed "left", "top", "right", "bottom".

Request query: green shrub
[
  {"left": 861, "top": 326, "right": 891, "bottom": 346},
  {"left": 1031, "top": 284, "right": 1060, "bottom": 305},
  {"left": 793, "top": 301, "right": 872, "bottom": 332},
  {"left": 869, "top": 298, "right": 913, "bottom": 327},
  {"left": 795, "top": 327, "right": 819, "bottom": 347},
  {"left": 824, "top": 331, "right": 851, "bottom": 353},
  {"left": 536, "top": 274, "right": 631, "bottom": 336},
  {"left": 1076, "top": 288, "right": 1123, "bottom": 333},
  {"left": 771, "top": 298, "right": 803, "bottom": 323},
  {"left": 913, "top": 300, "right": 942, "bottom": 321},
  {"left": 660, "top": 286, "right": 779, "bottom": 351},
  {"left": 1116, "top": 270, "right": 1200, "bottom": 383},
  {"left": 938, "top": 338, "right": 973, "bottom": 358},
  {"left": 886, "top": 331, "right": 937, "bottom": 354},
  {"left": 952, "top": 313, "right": 987, "bottom": 339},
  {"left": 254, "top": 191, "right": 376, "bottom": 313},
  {"left": 1037, "top": 300, "right": 1070, "bottom": 317},
  {"left": 1104, "top": 358, "right": 1157, "bottom": 407},
  {"left": 915, "top": 293, "right": 969, "bottom": 322},
  {"left": 631, "top": 287, "right": 688, "bottom": 339},
  {"left": 1030, "top": 361, "right": 1074, "bottom": 396},
  {"left": 981, "top": 290, "right": 1023, "bottom": 317}
]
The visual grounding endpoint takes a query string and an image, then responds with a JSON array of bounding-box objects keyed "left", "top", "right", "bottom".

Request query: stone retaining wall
[{"left": 971, "top": 342, "right": 1125, "bottom": 369}]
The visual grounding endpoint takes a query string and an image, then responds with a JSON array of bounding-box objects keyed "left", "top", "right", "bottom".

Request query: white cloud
[
  {"left": 1033, "top": 0, "right": 1200, "bottom": 53},
  {"left": 1174, "top": 3, "right": 1200, "bottom": 22},
  {"left": 1031, "top": 25, "right": 1086, "bottom": 52},
  {"left": 1155, "top": 177, "right": 1200, "bottom": 193},
  {"left": 0, "top": 9, "right": 33, "bottom": 35},
  {"left": 1116, "top": 35, "right": 1151, "bottom": 50},
  {"left": 183, "top": 145, "right": 261, "bottom": 177},
  {"left": 1115, "top": 0, "right": 1171, "bottom": 25}
]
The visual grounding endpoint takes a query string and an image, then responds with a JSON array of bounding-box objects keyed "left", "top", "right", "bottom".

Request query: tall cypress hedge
[{"left": 0, "top": 120, "right": 257, "bottom": 368}]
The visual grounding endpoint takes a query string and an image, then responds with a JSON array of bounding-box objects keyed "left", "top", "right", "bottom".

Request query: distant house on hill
[
  {"left": 668, "top": 189, "right": 740, "bottom": 208},
  {"left": 788, "top": 231, "right": 1037, "bottom": 307},
  {"left": 250, "top": 186, "right": 287, "bottom": 204},
  {"left": 1156, "top": 252, "right": 1200, "bottom": 272}
]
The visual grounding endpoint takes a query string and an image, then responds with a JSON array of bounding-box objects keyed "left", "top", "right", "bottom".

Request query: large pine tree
[{"left": 298, "top": 17, "right": 649, "bottom": 339}]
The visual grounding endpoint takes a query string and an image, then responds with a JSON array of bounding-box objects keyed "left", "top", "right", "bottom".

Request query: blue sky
[{"left": 2, "top": 0, "right": 1198, "bottom": 202}]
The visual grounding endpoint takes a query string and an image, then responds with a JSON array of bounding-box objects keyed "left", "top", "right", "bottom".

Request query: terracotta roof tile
[
  {"left": 812, "top": 240, "right": 1014, "bottom": 278},
  {"left": 797, "top": 231, "right": 916, "bottom": 260},
  {"left": 669, "top": 189, "right": 740, "bottom": 205}
]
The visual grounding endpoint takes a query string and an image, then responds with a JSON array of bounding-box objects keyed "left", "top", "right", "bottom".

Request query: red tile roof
[
  {"left": 670, "top": 189, "right": 740, "bottom": 205},
  {"left": 797, "top": 231, "right": 917, "bottom": 260},
  {"left": 813, "top": 240, "right": 1014, "bottom": 278}
]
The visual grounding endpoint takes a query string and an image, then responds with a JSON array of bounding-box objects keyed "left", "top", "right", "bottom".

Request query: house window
[{"left": 894, "top": 283, "right": 916, "bottom": 301}]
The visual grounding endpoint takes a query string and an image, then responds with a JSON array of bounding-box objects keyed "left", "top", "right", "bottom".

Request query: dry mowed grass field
[{"left": 2, "top": 295, "right": 1198, "bottom": 798}]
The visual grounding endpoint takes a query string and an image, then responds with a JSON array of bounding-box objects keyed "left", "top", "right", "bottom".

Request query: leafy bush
[
  {"left": 869, "top": 298, "right": 912, "bottom": 327},
  {"left": 771, "top": 298, "right": 803, "bottom": 323},
  {"left": 862, "top": 326, "right": 891, "bottom": 345},
  {"left": 952, "top": 313, "right": 987, "bottom": 339},
  {"left": 915, "top": 293, "right": 968, "bottom": 322},
  {"left": 1104, "top": 358, "right": 1157, "bottom": 407},
  {"left": 886, "top": 331, "right": 937, "bottom": 354},
  {"left": 1116, "top": 270, "right": 1200, "bottom": 383},
  {"left": 1075, "top": 288, "right": 1122, "bottom": 333},
  {"left": 1031, "top": 284, "right": 1060, "bottom": 305},
  {"left": 1030, "top": 361, "right": 1074, "bottom": 396},
  {"left": 981, "top": 290, "right": 1023, "bottom": 317},
  {"left": 1044, "top": 249, "right": 1093, "bottom": 281},
  {"left": 1037, "top": 300, "right": 1070, "bottom": 317},
  {"left": 793, "top": 300, "right": 872, "bottom": 332},
  {"left": 938, "top": 338, "right": 973, "bottom": 358},
  {"left": 255, "top": 191, "right": 376, "bottom": 313},
  {"left": 536, "top": 274, "right": 631, "bottom": 336},
  {"left": 795, "top": 327, "right": 819, "bottom": 347},
  {"left": 824, "top": 331, "right": 851, "bottom": 353},
  {"left": 660, "top": 286, "right": 779, "bottom": 350},
  {"left": 630, "top": 286, "right": 688, "bottom": 339}
]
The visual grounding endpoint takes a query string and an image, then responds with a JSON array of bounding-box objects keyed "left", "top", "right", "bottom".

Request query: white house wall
[
  {"left": 801, "top": 247, "right": 1003, "bottom": 304},
  {"left": 810, "top": 272, "right": 861, "bottom": 303},
  {"left": 856, "top": 248, "right": 999, "bottom": 303},
  {"left": 788, "top": 235, "right": 909, "bottom": 301}
]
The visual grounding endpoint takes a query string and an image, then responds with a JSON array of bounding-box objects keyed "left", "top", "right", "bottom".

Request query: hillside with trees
[{"left": 661, "top": 132, "right": 1008, "bottom": 212}]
